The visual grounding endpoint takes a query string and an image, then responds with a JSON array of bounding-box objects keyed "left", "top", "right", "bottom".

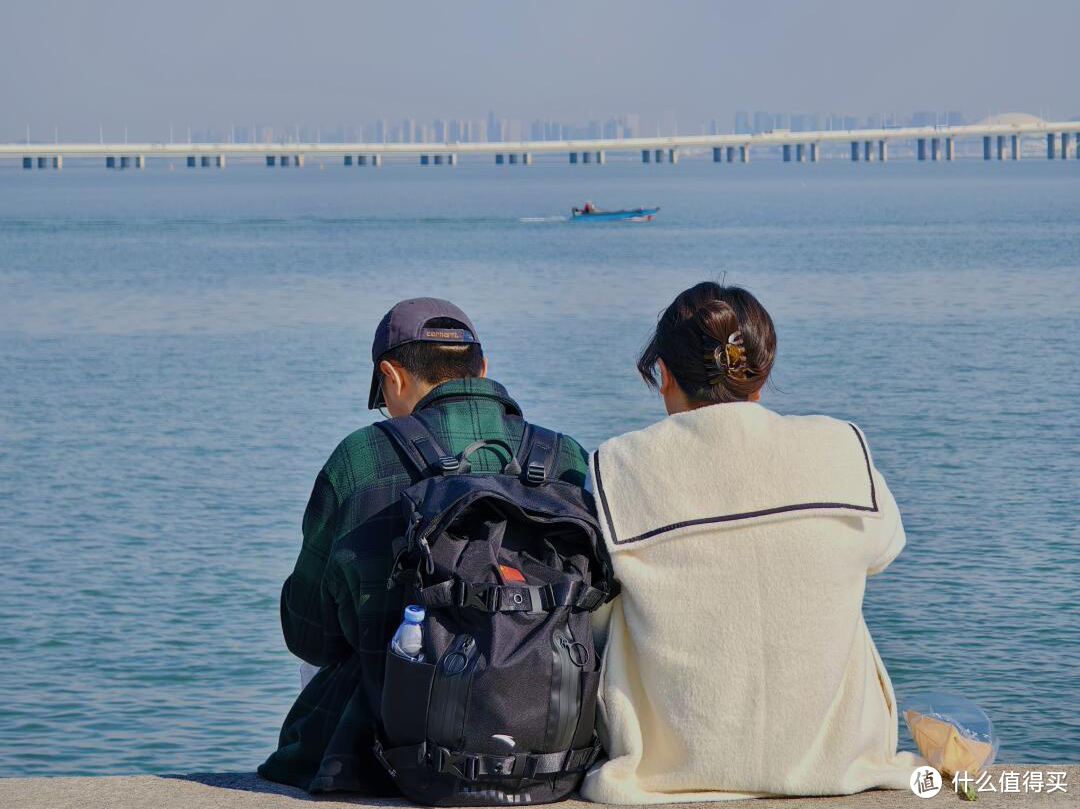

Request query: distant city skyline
[
  {"left": 127, "top": 109, "right": 983, "bottom": 147},
  {"left": 3, "top": 0, "right": 1080, "bottom": 143}
]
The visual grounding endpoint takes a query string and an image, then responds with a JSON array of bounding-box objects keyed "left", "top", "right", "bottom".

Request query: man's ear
[
  {"left": 480, "top": 355, "right": 489, "bottom": 378},
  {"left": 379, "top": 359, "right": 405, "bottom": 399}
]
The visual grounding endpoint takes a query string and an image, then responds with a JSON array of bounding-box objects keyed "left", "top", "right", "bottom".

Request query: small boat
[{"left": 571, "top": 205, "right": 660, "bottom": 222}]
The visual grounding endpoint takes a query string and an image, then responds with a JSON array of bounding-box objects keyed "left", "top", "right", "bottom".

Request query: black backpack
[{"left": 372, "top": 414, "right": 618, "bottom": 806}]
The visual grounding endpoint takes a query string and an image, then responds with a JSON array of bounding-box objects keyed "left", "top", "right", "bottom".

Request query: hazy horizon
[{"left": 3, "top": 0, "right": 1080, "bottom": 143}]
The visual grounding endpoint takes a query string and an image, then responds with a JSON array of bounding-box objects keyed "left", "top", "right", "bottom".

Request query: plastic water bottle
[{"left": 390, "top": 604, "right": 426, "bottom": 662}]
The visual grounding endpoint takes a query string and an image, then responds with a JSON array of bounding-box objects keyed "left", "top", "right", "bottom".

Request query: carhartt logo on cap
[{"left": 422, "top": 328, "right": 472, "bottom": 341}]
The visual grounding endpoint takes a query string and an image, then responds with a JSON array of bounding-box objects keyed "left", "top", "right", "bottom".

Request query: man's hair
[{"left": 380, "top": 317, "right": 484, "bottom": 384}]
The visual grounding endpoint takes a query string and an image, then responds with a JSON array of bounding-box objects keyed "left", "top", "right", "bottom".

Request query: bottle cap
[{"left": 403, "top": 604, "right": 425, "bottom": 624}]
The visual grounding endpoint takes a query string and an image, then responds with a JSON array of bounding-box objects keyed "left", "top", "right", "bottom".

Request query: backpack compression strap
[
  {"left": 375, "top": 414, "right": 459, "bottom": 478},
  {"left": 518, "top": 423, "right": 559, "bottom": 485},
  {"left": 374, "top": 735, "right": 602, "bottom": 782},
  {"left": 415, "top": 578, "right": 609, "bottom": 613}
]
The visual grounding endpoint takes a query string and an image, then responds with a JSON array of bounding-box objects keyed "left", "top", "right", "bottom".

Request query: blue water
[{"left": 1, "top": 159, "right": 1078, "bottom": 775}]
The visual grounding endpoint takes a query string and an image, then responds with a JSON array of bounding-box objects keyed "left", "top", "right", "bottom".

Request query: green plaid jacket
[{"left": 258, "top": 377, "right": 589, "bottom": 794}]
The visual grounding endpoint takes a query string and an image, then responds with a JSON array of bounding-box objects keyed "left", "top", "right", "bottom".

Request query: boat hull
[{"left": 571, "top": 207, "right": 660, "bottom": 221}]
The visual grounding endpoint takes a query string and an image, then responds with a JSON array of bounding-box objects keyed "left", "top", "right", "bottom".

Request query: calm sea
[{"left": 1, "top": 157, "right": 1078, "bottom": 775}]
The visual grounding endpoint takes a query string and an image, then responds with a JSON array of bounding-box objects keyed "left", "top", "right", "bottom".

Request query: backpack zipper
[
  {"left": 428, "top": 634, "right": 480, "bottom": 750},
  {"left": 547, "top": 625, "right": 583, "bottom": 751}
]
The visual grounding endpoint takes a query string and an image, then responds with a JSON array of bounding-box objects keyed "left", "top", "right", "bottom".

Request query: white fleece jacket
[{"left": 581, "top": 402, "right": 922, "bottom": 804}]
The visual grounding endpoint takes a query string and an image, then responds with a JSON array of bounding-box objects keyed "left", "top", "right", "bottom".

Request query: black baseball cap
[{"left": 367, "top": 297, "right": 481, "bottom": 409}]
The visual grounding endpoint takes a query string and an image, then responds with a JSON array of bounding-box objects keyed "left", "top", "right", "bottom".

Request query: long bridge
[{"left": 5, "top": 112, "right": 1078, "bottom": 170}]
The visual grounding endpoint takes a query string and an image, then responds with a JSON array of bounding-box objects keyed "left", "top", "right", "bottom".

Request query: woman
[{"left": 582, "top": 282, "right": 921, "bottom": 803}]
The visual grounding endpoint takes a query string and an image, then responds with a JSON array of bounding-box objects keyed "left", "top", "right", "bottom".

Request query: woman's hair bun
[{"left": 637, "top": 281, "right": 776, "bottom": 405}]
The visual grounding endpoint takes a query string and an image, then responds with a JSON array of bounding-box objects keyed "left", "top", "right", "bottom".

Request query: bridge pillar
[
  {"left": 266, "top": 155, "right": 276, "bottom": 167},
  {"left": 851, "top": 141, "right": 859, "bottom": 162},
  {"left": 930, "top": 138, "right": 940, "bottom": 161},
  {"left": 595, "top": 151, "right": 605, "bottom": 164},
  {"left": 641, "top": 149, "right": 651, "bottom": 163},
  {"left": 668, "top": 148, "right": 678, "bottom": 164},
  {"left": 568, "top": 152, "right": 577, "bottom": 164},
  {"left": 52, "top": 155, "right": 62, "bottom": 169},
  {"left": 201, "top": 155, "right": 211, "bottom": 167},
  {"left": 796, "top": 143, "right": 806, "bottom": 162},
  {"left": 508, "top": 153, "right": 519, "bottom": 164},
  {"left": 120, "top": 155, "right": 131, "bottom": 169},
  {"left": 495, "top": 154, "right": 505, "bottom": 165},
  {"left": 582, "top": 151, "right": 592, "bottom": 164},
  {"left": 945, "top": 137, "right": 954, "bottom": 161},
  {"left": 357, "top": 155, "right": 367, "bottom": 166},
  {"left": 809, "top": 143, "right": 819, "bottom": 162},
  {"left": 135, "top": 155, "right": 146, "bottom": 169},
  {"left": 997, "top": 136, "right": 1006, "bottom": 160},
  {"left": 917, "top": 138, "right": 927, "bottom": 161},
  {"left": 449, "top": 154, "right": 458, "bottom": 166},
  {"left": 726, "top": 145, "right": 736, "bottom": 162},
  {"left": 343, "top": 155, "right": 353, "bottom": 166},
  {"left": 1047, "top": 133, "right": 1055, "bottom": 159},
  {"left": 739, "top": 145, "right": 749, "bottom": 163},
  {"left": 713, "top": 147, "right": 722, "bottom": 163},
  {"left": 522, "top": 153, "right": 532, "bottom": 165},
  {"left": 371, "top": 154, "right": 381, "bottom": 167},
  {"left": 106, "top": 155, "right": 117, "bottom": 169},
  {"left": 1060, "top": 133, "right": 1071, "bottom": 160},
  {"left": 654, "top": 149, "right": 664, "bottom": 163},
  {"left": 1011, "top": 135, "right": 1021, "bottom": 160},
  {"left": 878, "top": 140, "right": 888, "bottom": 162},
  {"left": 22, "top": 156, "right": 32, "bottom": 169},
  {"left": 863, "top": 140, "right": 872, "bottom": 161},
  {"left": 782, "top": 144, "right": 792, "bottom": 162},
  {"left": 214, "top": 154, "right": 223, "bottom": 168},
  {"left": 982, "top": 136, "right": 991, "bottom": 160},
  {"left": 421, "top": 154, "right": 430, "bottom": 165},
  {"left": 433, "top": 155, "right": 444, "bottom": 165}
]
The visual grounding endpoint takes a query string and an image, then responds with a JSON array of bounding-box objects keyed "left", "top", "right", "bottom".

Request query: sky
[{"left": 2, "top": 0, "right": 1078, "bottom": 142}]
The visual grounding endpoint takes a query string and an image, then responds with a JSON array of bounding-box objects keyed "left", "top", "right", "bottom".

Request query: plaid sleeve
[
  {"left": 553, "top": 433, "right": 590, "bottom": 488},
  {"left": 280, "top": 468, "right": 352, "bottom": 666}
]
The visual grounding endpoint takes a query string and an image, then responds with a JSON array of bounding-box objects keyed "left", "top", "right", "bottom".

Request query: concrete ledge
[{"left": 1, "top": 765, "right": 1075, "bottom": 809}]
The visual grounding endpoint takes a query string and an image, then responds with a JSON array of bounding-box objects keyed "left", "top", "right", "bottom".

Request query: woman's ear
[{"left": 658, "top": 358, "right": 676, "bottom": 396}]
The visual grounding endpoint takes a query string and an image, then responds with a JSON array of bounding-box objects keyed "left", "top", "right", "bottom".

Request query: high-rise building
[
  {"left": 734, "top": 111, "right": 750, "bottom": 133},
  {"left": 374, "top": 119, "right": 387, "bottom": 143}
]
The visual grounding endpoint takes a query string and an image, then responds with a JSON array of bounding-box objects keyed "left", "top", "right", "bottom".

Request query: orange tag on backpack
[{"left": 499, "top": 564, "right": 526, "bottom": 583}]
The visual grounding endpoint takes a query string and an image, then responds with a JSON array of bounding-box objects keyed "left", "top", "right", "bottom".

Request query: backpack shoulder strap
[
  {"left": 518, "top": 423, "right": 560, "bottom": 485},
  {"left": 374, "top": 414, "right": 459, "bottom": 478}
]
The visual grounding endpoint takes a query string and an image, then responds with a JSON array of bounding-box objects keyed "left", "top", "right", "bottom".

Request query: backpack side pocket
[{"left": 382, "top": 651, "right": 436, "bottom": 748}]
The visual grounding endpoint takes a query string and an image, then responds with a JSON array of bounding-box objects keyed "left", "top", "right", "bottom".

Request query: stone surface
[{"left": 1, "top": 765, "right": 1075, "bottom": 809}]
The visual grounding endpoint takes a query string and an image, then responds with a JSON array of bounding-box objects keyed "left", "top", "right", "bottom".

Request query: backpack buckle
[
  {"left": 460, "top": 581, "right": 499, "bottom": 612},
  {"left": 436, "top": 747, "right": 478, "bottom": 780},
  {"left": 525, "top": 461, "right": 545, "bottom": 485},
  {"left": 437, "top": 456, "right": 460, "bottom": 474}
]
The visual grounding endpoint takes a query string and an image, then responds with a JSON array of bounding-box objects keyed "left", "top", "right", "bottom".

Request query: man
[{"left": 259, "top": 298, "right": 590, "bottom": 794}]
